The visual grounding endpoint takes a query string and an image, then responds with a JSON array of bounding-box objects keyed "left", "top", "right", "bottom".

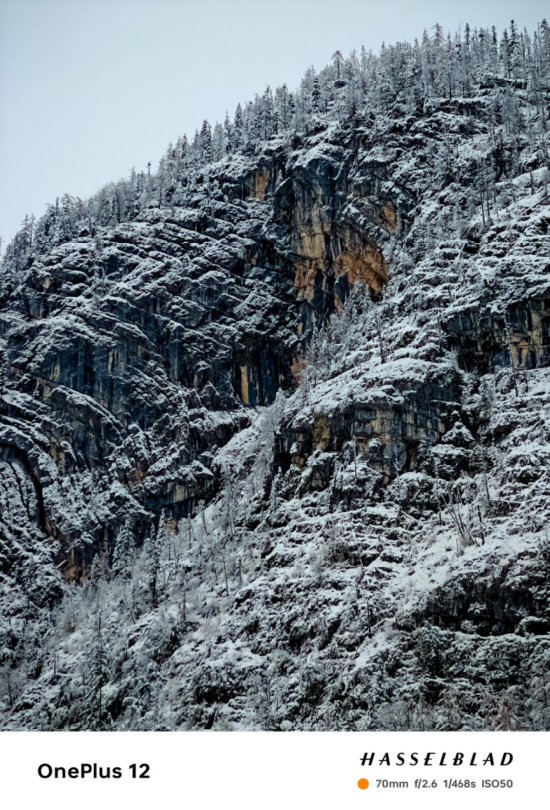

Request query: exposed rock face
[
  {"left": 277, "top": 361, "right": 459, "bottom": 489},
  {"left": 0, "top": 135, "right": 406, "bottom": 578},
  {"left": 0, "top": 197, "right": 302, "bottom": 579},
  {"left": 1, "top": 88, "right": 550, "bottom": 732},
  {"left": 274, "top": 143, "right": 400, "bottom": 324},
  {"left": 446, "top": 297, "right": 550, "bottom": 371}
]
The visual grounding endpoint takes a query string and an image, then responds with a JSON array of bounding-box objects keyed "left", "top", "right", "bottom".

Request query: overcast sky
[{"left": 1, "top": 0, "right": 548, "bottom": 249}]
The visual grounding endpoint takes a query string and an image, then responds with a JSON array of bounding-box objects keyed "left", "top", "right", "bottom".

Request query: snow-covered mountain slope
[{"left": 1, "top": 22, "right": 550, "bottom": 729}]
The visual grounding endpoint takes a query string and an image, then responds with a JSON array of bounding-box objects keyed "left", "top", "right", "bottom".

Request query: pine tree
[
  {"left": 261, "top": 86, "right": 274, "bottom": 139},
  {"left": 143, "top": 525, "right": 162, "bottom": 608},
  {"left": 212, "top": 122, "right": 226, "bottom": 161},
  {"left": 332, "top": 50, "right": 345, "bottom": 87},
  {"left": 87, "top": 606, "right": 108, "bottom": 728},
  {"left": 509, "top": 19, "right": 521, "bottom": 81},
  {"left": 494, "top": 693, "right": 521, "bottom": 730},
  {"left": 200, "top": 120, "right": 212, "bottom": 164},
  {"left": 312, "top": 76, "right": 322, "bottom": 113},
  {"left": 0, "top": 344, "right": 7, "bottom": 399},
  {"left": 223, "top": 112, "right": 232, "bottom": 153},
  {"left": 112, "top": 520, "right": 136, "bottom": 578},
  {"left": 232, "top": 103, "right": 244, "bottom": 150}
]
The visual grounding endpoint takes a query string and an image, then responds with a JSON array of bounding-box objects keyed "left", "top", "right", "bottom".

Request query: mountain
[{"left": 1, "top": 20, "right": 550, "bottom": 730}]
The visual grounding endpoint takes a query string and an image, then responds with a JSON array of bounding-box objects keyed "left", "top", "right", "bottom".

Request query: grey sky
[{"left": 1, "top": 0, "right": 548, "bottom": 249}]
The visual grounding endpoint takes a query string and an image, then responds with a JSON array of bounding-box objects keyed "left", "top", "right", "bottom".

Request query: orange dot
[{"left": 358, "top": 778, "right": 369, "bottom": 790}]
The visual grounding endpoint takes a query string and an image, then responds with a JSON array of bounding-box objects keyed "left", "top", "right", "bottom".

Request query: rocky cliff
[{"left": 1, "top": 26, "right": 550, "bottom": 729}]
